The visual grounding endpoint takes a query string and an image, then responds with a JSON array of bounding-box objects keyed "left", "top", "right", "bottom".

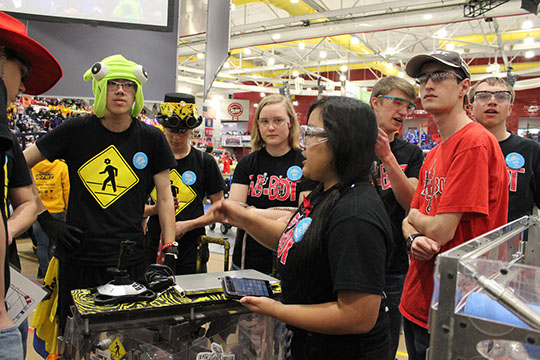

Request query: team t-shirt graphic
[
  {"left": 78, "top": 145, "right": 139, "bottom": 208},
  {"left": 419, "top": 160, "right": 446, "bottom": 214},
  {"left": 150, "top": 169, "right": 196, "bottom": 215}
]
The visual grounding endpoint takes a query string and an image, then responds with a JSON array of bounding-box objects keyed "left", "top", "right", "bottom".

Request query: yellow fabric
[
  {"left": 32, "top": 160, "right": 70, "bottom": 213},
  {"left": 31, "top": 257, "right": 59, "bottom": 356}
]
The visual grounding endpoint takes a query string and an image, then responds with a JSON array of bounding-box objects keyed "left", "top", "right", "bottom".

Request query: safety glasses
[
  {"left": 258, "top": 117, "right": 289, "bottom": 128},
  {"left": 415, "top": 71, "right": 464, "bottom": 86},
  {"left": 473, "top": 90, "right": 513, "bottom": 104},
  {"left": 299, "top": 125, "right": 328, "bottom": 148},
  {"left": 377, "top": 95, "right": 416, "bottom": 115}
]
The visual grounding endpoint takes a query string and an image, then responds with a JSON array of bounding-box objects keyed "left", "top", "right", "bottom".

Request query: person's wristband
[
  {"left": 162, "top": 241, "right": 178, "bottom": 250},
  {"left": 232, "top": 201, "right": 248, "bottom": 208},
  {"left": 407, "top": 233, "right": 424, "bottom": 253}
]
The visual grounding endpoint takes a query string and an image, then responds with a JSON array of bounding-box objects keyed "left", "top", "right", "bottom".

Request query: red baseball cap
[{"left": 0, "top": 11, "right": 62, "bottom": 95}]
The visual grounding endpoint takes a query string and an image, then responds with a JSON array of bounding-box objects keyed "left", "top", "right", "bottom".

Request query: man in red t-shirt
[
  {"left": 400, "top": 49, "right": 509, "bottom": 360},
  {"left": 221, "top": 150, "right": 233, "bottom": 174}
]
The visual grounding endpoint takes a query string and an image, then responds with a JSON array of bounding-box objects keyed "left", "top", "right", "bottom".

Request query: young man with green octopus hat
[{"left": 24, "top": 54, "right": 177, "bottom": 330}]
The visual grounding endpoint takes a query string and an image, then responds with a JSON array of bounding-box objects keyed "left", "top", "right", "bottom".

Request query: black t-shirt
[
  {"left": 5, "top": 134, "right": 33, "bottom": 269},
  {"left": 36, "top": 114, "right": 176, "bottom": 266},
  {"left": 276, "top": 183, "right": 392, "bottom": 358},
  {"left": 231, "top": 147, "right": 306, "bottom": 274},
  {"left": 146, "top": 147, "right": 225, "bottom": 267},
  {"left": 0, "top": 79, "right": 14, "bottom": 296},
  {"left": 0, "top": 80, "right": 14, "bottom": 153},
  {"left": 499, "top": 133, "right": 540, "bottom": 221},
  {"left": 374, "top": 138, "right": 423, "bottom": 275}
]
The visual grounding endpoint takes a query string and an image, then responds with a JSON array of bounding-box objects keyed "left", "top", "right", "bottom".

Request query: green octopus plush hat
[{"left": 83, "top": 54, "right": 148, "bottom": 117}]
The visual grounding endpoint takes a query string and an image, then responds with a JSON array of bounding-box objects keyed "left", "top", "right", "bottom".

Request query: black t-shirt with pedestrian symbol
[
  {"left": 36, "top": 114, "right": 176, "bottom": 266},
  {"left": 146, "top": 147, "right": 225, "bottom": 268}
]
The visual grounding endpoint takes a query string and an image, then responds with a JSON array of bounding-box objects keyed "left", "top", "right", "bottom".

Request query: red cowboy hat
[{"left": 0, "top": 11, "right": 62, "bottom": 95}]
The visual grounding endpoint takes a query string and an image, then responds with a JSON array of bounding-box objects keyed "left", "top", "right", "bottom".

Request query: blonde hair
[
  {"left": 370, "top": 76, "right": 417, "bottom": 103},
  {"left": 468, "top": 76, "right": 514, "bottom": 103},
  {"left": 250, "top": 94, "right": 300, "bottom": 150}
]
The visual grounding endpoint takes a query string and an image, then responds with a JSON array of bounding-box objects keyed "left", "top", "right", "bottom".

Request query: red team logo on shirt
[
  {"left": 507, "top": 167, "right": 525, "bottom": 192},
  {"left": 277, "top": 212, "right": 303, "bottom": 264},
  {"left": 248, "top": 173, "right": 297, "bottom": 201},
  {"left": 375, "top": 163, "right": 408, "bottom": 190}
]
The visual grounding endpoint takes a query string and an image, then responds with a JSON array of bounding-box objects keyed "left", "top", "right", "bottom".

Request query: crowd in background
[{"left": 7, "top": 97, "right": 91, "bottom": 149}]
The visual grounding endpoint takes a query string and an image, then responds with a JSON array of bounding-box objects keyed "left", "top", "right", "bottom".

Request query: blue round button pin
[
  {"left": 132, "top": 152, "right": 148, "bottom": 170},
  {"left": 182, "top": 171, "right": 197, "bottom": 186},
  {"left": 505, "top": 152, "right": 525, "bottom": 170},
  {"left": 293, "top": 218, "right": 312, "bottom": 243},
  {"left": 287, "top": 165, "right": 303, "bottom": 182}
]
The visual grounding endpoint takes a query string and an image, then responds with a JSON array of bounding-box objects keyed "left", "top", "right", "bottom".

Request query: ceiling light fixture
[
  {"left": 488, "top": 63, "right": 500, "bottom": 73},
  {"left": 197, "top": 53, "right": 204, "bottom": 59},
  {"left": 291, "top": 0, "right": 299, "bottom": 3},
  {"left": 446, "top": 43, "right": 455, "bottom": 51},
  {"left": 398, "top": 72, "right": 405, "bottom": 78},
  {"left": 524, "top": 37, "right": 535, "bottom": 45},
  {"left": 386, "top": 47, "right": 396, "bottom": 55},
  {"left": 254, "top": 103, "right": 259, "bottom": 108},
  {"left": 350, "top": 37, "right": 360, "bottom": 45},
  {"left": 268, "top": 57, "right": 276, "bottom": 65},
  {"left": 525, "top": 50, "right": 535, "bottom": 58},
  {"left": 522, "top": 20, "right": 533, "bottom": 30},
  {"left": 260, "top": 92, "right": 266, "bottom": 97},
  {"left": 243, "top": 48, "right": 251, "bottom": 55},
  {"left": 292, "top": 70, "right": 299, "bottom": 77},
  {"left": 293, "top": 101, "right": 299, "bottom": 106},
  {"left": 423, "top": 14, "right": 433, "bottom": 20},
  {"left": 437, "top": 28, "right": 448, "bottom": 38},
  {"left": 272, "top": 33, "right": 281, "bottom": 40},
  {"left": 340, "top": 75, "right": 346, "bottom": 82},
  {"left": 341, "top": 65, "right": 348, "bottom": 72},
  {"left": 320, "top": 51, "right": 327, "bottom": 59},
  {"left": 298, "top": 41, "right": 305, "bottom": 49}
]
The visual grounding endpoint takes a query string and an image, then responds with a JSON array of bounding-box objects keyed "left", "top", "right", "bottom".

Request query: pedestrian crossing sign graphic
[
  {"left": 150, "top": 169, "right": 196, "bottom": 215},
  {"left": 78, "top": 145, "right": 139, "bottom": 209},
  {"left": 109, "top": 337, "right": 126, "bottom": 360}
]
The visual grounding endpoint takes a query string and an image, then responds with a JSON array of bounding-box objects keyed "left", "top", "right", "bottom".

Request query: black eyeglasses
[
  {"left": 473, "top": 91, "right": 513, "bottom": 104},
  {"left": 415, "top": 71, "right": 464, "bottom": 85},
  {"left": 107, "top": 80, "right": 137, "bottom": 93}
]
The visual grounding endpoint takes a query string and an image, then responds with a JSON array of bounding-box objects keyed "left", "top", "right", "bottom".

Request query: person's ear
[
  {"left": 371, "top": 96, "right": 379, "bottom": 111},
  {"left": 507, "top": 102, "right": 514, "bottom": 117},
  {"left": 459, "top": 78, "right": 471, "bottom": 98}
]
